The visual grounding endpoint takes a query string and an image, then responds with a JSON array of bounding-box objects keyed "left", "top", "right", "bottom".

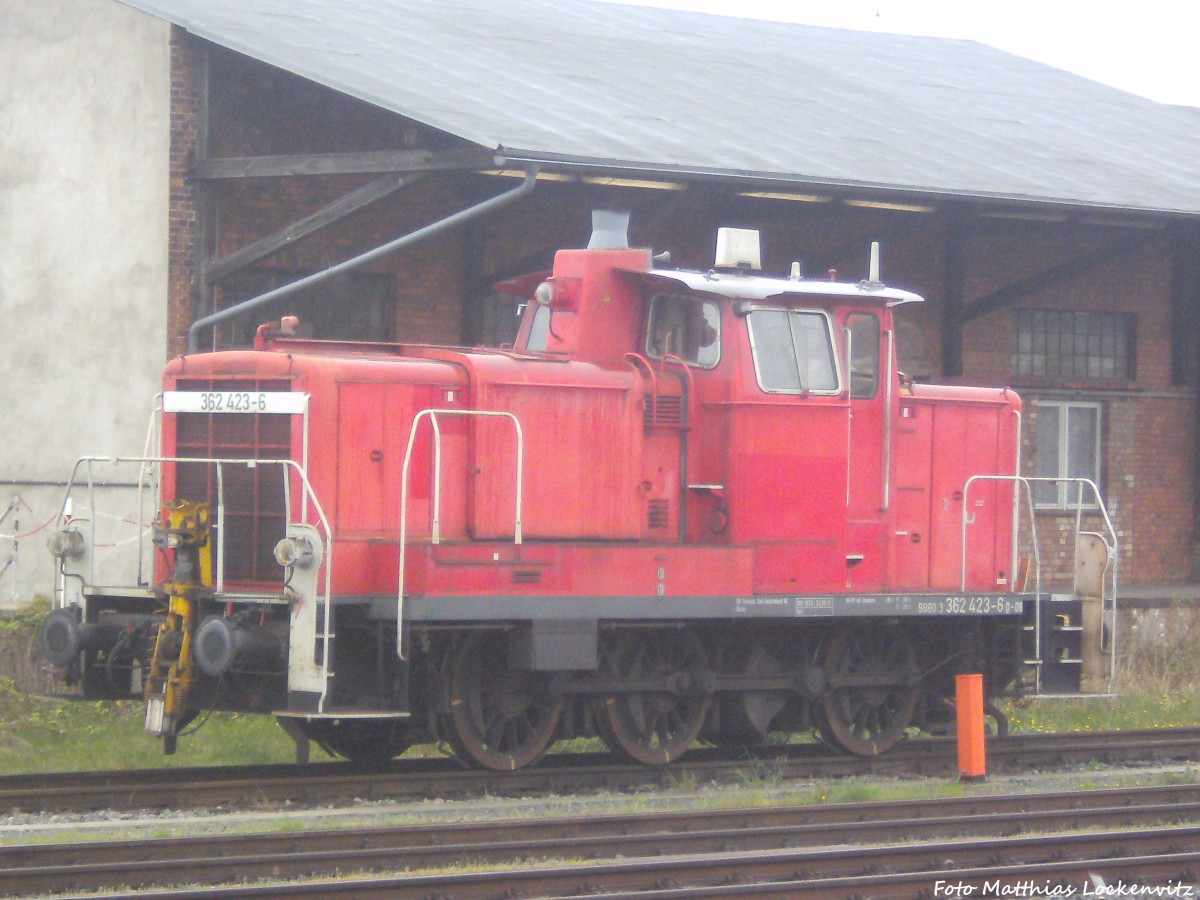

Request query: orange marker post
[{"left": 956, "top": 673, "right": 987, "bottom": 782}]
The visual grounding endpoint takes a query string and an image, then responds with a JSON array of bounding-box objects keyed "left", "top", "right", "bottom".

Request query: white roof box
[{"left": 714, "top": 227, "right": 761, "bottom": 270}]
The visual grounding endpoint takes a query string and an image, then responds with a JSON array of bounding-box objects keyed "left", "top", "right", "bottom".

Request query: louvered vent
[
  {"left": 647, "top": 498, "right": 670, "bottom": 530},
  {"left": 171, "top": 378, "right": 292, "bottom": 584},
  {"left": 642, "top": 393, "right": 685, "bottom": 429},
  {"left": 511, "top": 570, "right": 542, "bottom": 584}
]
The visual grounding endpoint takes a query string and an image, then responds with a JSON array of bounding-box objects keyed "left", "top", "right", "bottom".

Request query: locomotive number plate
[{"left": 164, "top": 391, "right": 308, "bottom": 415}]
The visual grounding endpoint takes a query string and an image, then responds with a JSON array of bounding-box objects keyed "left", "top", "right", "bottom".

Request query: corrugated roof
[{"left": 119, "top": 0, "right": 1200, "bottom": 216}]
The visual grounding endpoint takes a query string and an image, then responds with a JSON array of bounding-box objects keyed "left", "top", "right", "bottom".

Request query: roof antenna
[
  {"left": 857, "top": 242, "right": 885, "bottom": 291},
  {"left": 587, "top": 210, "right": 631, "bottom": 250}
]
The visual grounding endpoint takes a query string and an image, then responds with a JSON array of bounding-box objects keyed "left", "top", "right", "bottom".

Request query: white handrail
[
  {"left": 56, "top": 454, "right": 333, "bottom": 606},
  {"left": 396, "top": 409, "right": 524, "bottom": 660},
  {"left": 56, "top": 450, "right": 335, "bottom": 710},
  {"left": 135, "top": 397, "right": 164, "bottom": 585},
  {"left": 962, "top": 474, "right": 1043, "bottom": 671},
  {"left": 961, "top": 475, "right": 1116, "bottom": 591},
  {"left": 962, "top": 474, "right": 1119, "bottom": 691},
  {"left": 215, "top": 464, "right": 226, "bottom": 592}
]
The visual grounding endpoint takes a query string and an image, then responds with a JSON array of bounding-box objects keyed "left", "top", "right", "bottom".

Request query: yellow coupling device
[{"left": 144, "top": 500, "right": 212, "bottom": 754}]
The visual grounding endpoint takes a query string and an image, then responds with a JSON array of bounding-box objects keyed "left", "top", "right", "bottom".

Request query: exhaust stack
[{"left": 587, "top": 210, "right": 631, "bottom": 250}]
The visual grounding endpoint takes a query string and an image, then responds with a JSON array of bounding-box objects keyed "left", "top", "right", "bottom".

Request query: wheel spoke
[
  {"left": 820, "top": 624, "right": 917, "bottom": 756},
  {"left": 483, "top": 712, "right": 506, "bottom": 749},
  {"left": 600, "top": 629, "right": 711, "bottom": 765},
  {"left": 443, "top": 632, "right": 563, "bottom": 771}
]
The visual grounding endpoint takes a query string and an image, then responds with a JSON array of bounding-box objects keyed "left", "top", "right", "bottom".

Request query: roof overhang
[{"left": 625, "top": 268, "right": 924, "bottom": 307}]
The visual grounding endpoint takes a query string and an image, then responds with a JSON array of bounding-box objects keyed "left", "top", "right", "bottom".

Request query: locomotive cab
[{"left": 40, "top": 212, "right": 1117, "bottom": 768}]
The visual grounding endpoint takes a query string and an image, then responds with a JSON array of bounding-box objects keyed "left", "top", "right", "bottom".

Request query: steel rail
[
  {"left": 4, "top": 786, "right": 1200, "bottom": 895},
  {"left": 2, "top": 726, "right": 1200, "bottom": 815},
  {"left": 10, "top": 813, "right": 1200, "bottom": 898}
]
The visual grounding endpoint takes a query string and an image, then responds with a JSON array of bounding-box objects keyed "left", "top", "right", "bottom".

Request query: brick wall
[
  {"left": 167, "top": 28, "right": 202, "bottom": 357},
  {"left": 951, "top": 231, "right": 1195, "bottom": 587}
]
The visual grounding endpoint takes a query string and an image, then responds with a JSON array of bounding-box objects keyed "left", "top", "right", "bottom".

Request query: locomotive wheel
[
  {"left": 818, "top": 623, "right": 918, "bottom": 756},
  {"left": 600, "top": 628, "right": 711, "bottom": 765},
  {"left": 302, "top": 718, "right": 410, "bottom": 766},
  {"left": 443, "top": 631, "right": 563, "bottom": 771}
]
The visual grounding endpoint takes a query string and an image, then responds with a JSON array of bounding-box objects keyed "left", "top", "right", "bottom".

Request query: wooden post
[
  {"left": 942, "top": 214, "right": 965, "bottom": 378},
  {"left": 956, "top": 673, "right": 987, "bottom": 782}
]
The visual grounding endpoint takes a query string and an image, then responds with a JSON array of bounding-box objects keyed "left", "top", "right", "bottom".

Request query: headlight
[{"left": 274, "top": 535, "right": 316, "bottom": 568}]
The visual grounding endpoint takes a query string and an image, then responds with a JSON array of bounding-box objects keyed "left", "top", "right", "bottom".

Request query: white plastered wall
[{"left": 0, "top": 0, "right": 170, "bottom": 606}]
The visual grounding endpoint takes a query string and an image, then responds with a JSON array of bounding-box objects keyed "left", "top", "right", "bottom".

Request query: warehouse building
[{"left": 3, "top": 0, "right": 1200, "bottom": 603}]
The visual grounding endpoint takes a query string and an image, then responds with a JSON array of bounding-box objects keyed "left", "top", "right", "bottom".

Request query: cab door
[
  {"left": 731, "top": 305, "right": 849, "bottom": 593},
  {"left": 845, "top": 312, "right": 888, "bottom": 589}
]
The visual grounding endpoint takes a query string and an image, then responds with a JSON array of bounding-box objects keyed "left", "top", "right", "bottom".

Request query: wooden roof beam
[
  {"left": 961, "top": 232, "right": 1159, "bottom": 323},
  {"left": 204, "top": 172, "right": 425, "bottom": 283}
]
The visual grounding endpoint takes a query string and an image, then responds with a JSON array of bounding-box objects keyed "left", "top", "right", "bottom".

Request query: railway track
[
  {"left": 5, "top": 783, "right": 1200, "bottom": 897},
  {"left": 2, "top": 726, "right": 1199, "bottom": 816}
]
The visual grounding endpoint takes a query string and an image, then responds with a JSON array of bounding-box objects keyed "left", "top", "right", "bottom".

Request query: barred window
[{"left": 1014, "top": 310, "right": 1133, "bottom": 380}]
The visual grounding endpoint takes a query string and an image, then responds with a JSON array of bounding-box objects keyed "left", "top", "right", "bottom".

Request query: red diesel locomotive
[{"left": 40, "top": 214, "right": 1106, "bottom": 769}]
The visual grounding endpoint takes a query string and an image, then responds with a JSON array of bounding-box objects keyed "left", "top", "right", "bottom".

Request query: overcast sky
[{"left": 598, "top": 0, "right": 1200, "bottom": 107}]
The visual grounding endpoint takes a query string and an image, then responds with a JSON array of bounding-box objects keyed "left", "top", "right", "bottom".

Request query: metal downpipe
[{"left": 186, "top": 165, "right": 540, "bottom": 353}]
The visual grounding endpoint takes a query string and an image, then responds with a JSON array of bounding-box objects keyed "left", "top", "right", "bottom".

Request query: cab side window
[
  {"left": 747, "top": 308, "right": 839, "bottom": 393},
  {"left": 847, "top": 313, "right": 880, "bottom": 399},
  {"left": 646, "top": 293, "right": 721, "bottom": 368}
]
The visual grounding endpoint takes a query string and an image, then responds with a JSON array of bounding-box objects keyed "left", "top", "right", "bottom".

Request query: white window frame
[
  {"left": 1034, "top": 399, "right": 1102, "bottom": 510},
  {"left": 744, "top": 306, "right": 842, "bottom": 396}
]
